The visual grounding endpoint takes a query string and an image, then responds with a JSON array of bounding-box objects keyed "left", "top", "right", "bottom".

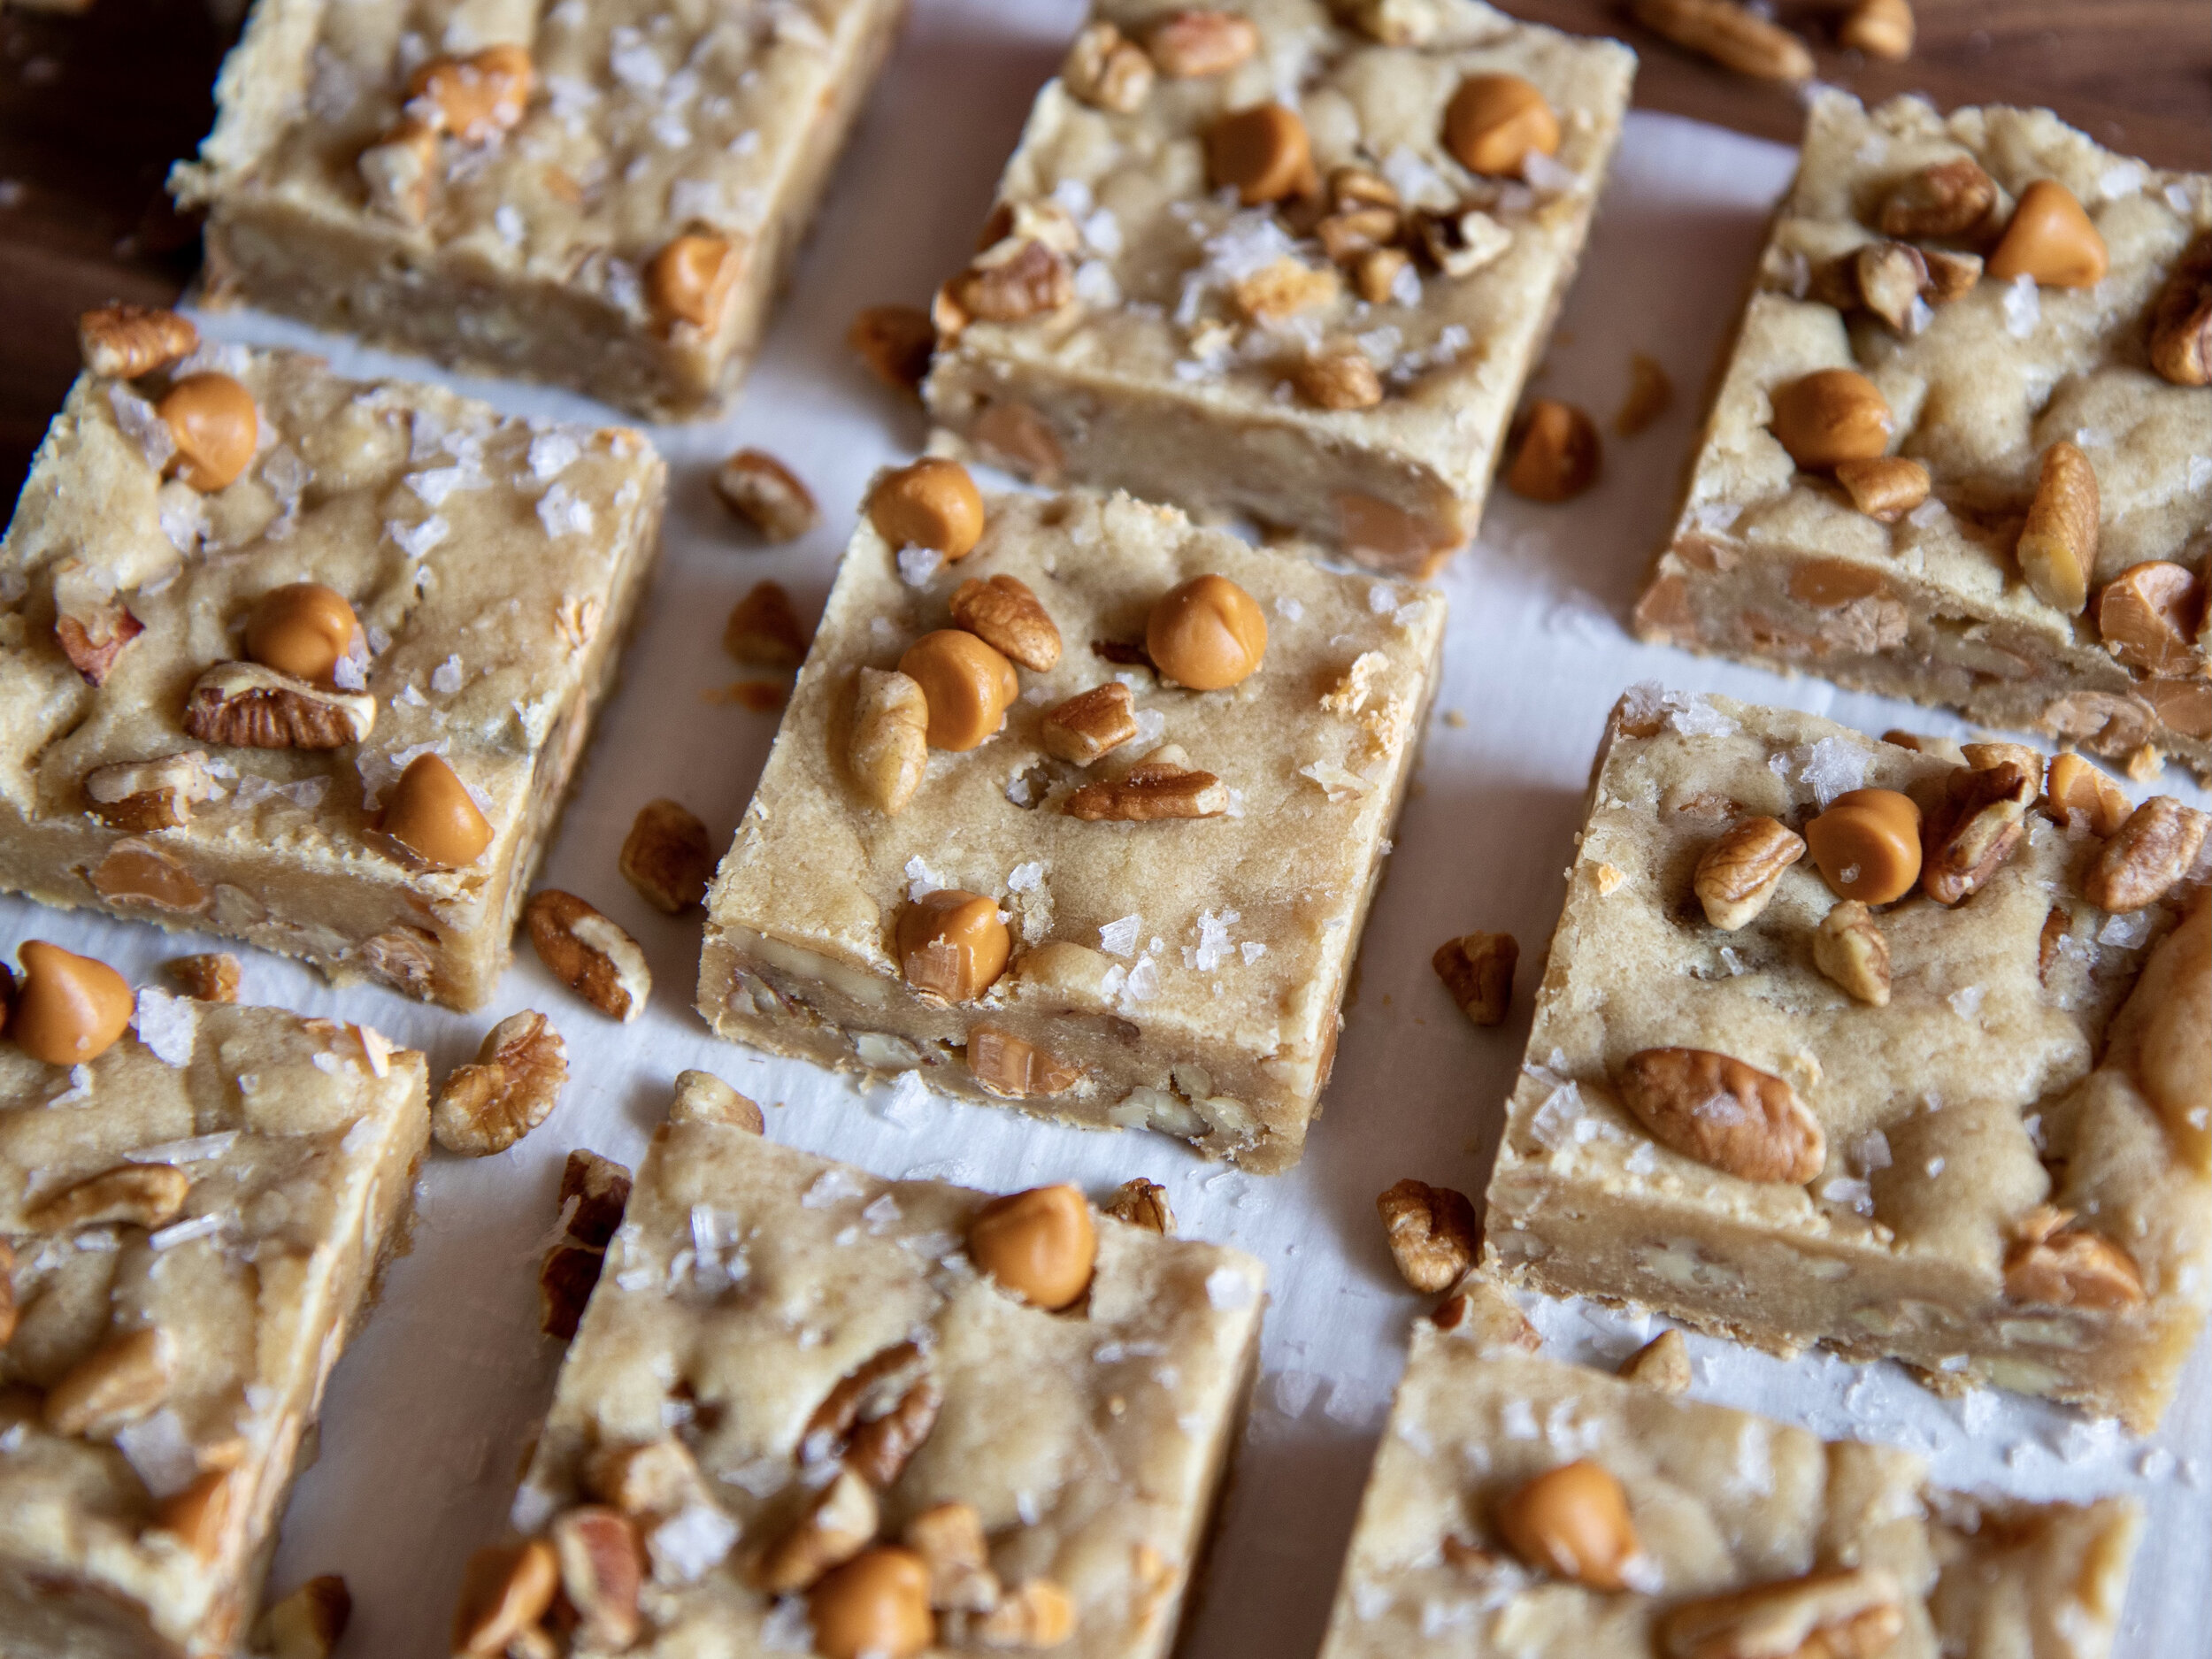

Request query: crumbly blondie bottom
[
  {"left": 1317, "top": 1286, "right": 2140, "bottom": 1659},
  {"left": 1484, "top": 689, "right": 2208, "bottom": 1431},
  {"left": 0, "top": 334, "right": 664, "bottom": 1010},
  {"left": 486, "top": 1116, "right": 1263, "bottom": 1659},
  {"left": 923, "top": 0, "right": 1632, "bottom": 575},
  {"left": 0, "top": 992, "right": 428, "bottom": 1658},
  {"left": 697, "top": 483, "right": 1445, "bottom": 1171},
  {"left": 1635, "top": 93, "right": 2212, "bottom": 777},
  {"left": 172, "top": 0, "right": 904, "bottom": 420}
]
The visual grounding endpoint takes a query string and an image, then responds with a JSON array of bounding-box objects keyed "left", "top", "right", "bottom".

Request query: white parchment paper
[{"left": 9, "top": 0, "right": 2204, "bottom": 1650}]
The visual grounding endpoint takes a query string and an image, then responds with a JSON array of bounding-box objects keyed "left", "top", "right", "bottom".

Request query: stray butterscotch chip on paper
[
  {"left": 1485, "top": 687, "right": 2210, "bottom": 1433},
  {"left": 698, "top": 482, "right": 1443, "bottom": 1172}
]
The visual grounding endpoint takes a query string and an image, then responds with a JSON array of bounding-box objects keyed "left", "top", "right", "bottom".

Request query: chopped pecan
[
  {"left": 2003, "top": 1207, "right": 2145, "bottom": 1310},
  {"left": 669, "top": 1069, "right": 766, "bottom": 1133},
  {"left": 847, "top": 304, "right": 937, "bottom": 396},
  {"left": 1920, "top": 759, "right": 2033, "bottom": 904},
  {"left": 526, "top": 891, "right": 651, "bottom": 1021},
  {"left": 1662, "top": 1566, "right": 1904, "bottom": 1659},
  {"left": 255, "top": 1574, "right": 351, "bottom": 1659},
  {"left": 1616, "top": 1048, "right": 1825, "bottom": 1183},
  {"left": 560, "top": 1148, "right": 634, "bottom": 1248},
  {"left": 1040, "top": 682, "right": 1138, "bottom": 765},
  {"left": 56, "top": 601, "right": 142, "bottom": 687},
  {"left": 849, "top": 667, "right": 930, "bottom": 815},
  {"left": 432, "top": 1010, "right": 569, "bottom": 1156},
  {"left": 724, "top": 580, "right": 810, "bottom": 667},
  {"left": 1064, "top": 758, "right": 1227, "bottom": 821},
  {"left": 1617, "top": 1330, "right": 1691, "bottom": 1394},
  {"left": 803, "top": 1341, "right": 940, "bottom": 1486},
  {"left": 80, "top": 304, "right": 198, "bottom": 380},
  {"left": 619, "top": 797, "right": 715, "bottom": 914},
  {"left": 757, "top": 1467, "right": 879, "bottom": 1594},
  {"left": 1629, "top": 0, "right": 1813, "bottom": 79},
  {"left": 1375, "top": 1178, "right": 1479, "bottom": 1293},
  {"left": 950, "top": 573, "right": 1061, "bottom": 671},
  {"left": 2079, "top": 796, "right": 2208, "bottom": 912},
  {"left": 167, "top": 952, "right": 240, "bottom": 1003},
  {"left": 952, "top": 240, "right": 1073, "bottom": 324},
  {"left": 714, "top": 450, "right": 819, "bottom": 542},
  {"left": 553, "top": 1507, "right": 644, "bottom": 1648},
  {"left": 182, "top": 663, "right": 375, "bottom": 749},
  {"left": 539, "top": 1242, "right": 604, "bottom": 1341},
  {"left": 1062, "top": 19, "right": 1153, "bottom": 112},
  {"left": 26, "top": 1164, "right": 190, "bottom": 1233},
  {"left": 976, "top": 1578, "right": 1076, "bottom": 1647},
  {"left": 1693, "top": 816, "right": 1806, "bottom": 929},
  {"left": 83, "top": 751, "right": 221, "bottom": 832},
  {"left": 1812, "top": 900, "right": 1891, "bottom": 1006},
  {"left": 1878, "top": 157, "right": 1999, "bottom": 240},
  {"left": 2096, "top": 561, "right": 2203, "bottom": 677},
  {"left": 1102, "top": 1177, "right": 1174, "bottom": 1234},
  {"left": 43, "top": 1326, "right": 173, "bottom": 1437},
  {"left": 1432, "top": 932, "right": 1517, "bottom": 1025},
  {"left": 2147, "top": 230, "right": 2212, "bottom": 387}
]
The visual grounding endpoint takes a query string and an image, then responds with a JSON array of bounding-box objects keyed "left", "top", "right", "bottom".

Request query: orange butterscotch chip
[
  {"left": 1146, "top": 574, "right": 1268, "bottom": 690},
  {"left": 1988, "top": 179, "right": 2107, "bottom": 288},
  {"left": 867, "top": 458, "right": 986, "bottom": 559},
  {"left": 1804, "top": 787, "right": 1922, "bottom": 904},
  {"left": 646, "top": 234, "right": 741, "bottom": 331},
  {"left": 1206, "top": 104, "right": 1314, "bottom": 205},
  {"left": 895, "top": 890, "right": 1010, "bottom": 1002},
  {"left": 966, "top": 1183, "right": 1096, "bottom": 1310},
  {"left": 381, "top": 754, "right": 493, "bottom": 869},
  {"left": 1442, "top": 73, "right": 1559, "bottom": 178},
  {"left": 897, "top": 630, "right": 1018, "bottom": 751}
]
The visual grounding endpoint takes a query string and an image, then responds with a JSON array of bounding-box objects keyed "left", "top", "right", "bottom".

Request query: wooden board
[{"left": 0, "top": 0, "right": 2207, "bottom": 500}]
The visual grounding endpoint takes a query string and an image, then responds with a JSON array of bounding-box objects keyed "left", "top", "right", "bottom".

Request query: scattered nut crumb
[
  {"left": 1103, "top": 1178, "right": 1175, "bottom": 1234},
  {"left": 1376, "top": 1178, "right": 1480, "bottom": 1293},
  {"left": 1432, "top": 932, "right": 1517, "bottom": 1025},
  {"left": 433, "top": 1010, "right": 569, "bottom": 1156},
  {"left": 526, "top": 891, "right": 652, "bottom": 1021},
  {"left": 714, "top": 450, "right": 819, "bottom": 542},
  {"left": 1618, "top": 1330, "right": 1691, "bottom": 1393},
  {"left": 724, "top": 580, "right": 810, "bottom": 668},
  {"left": 670, "top": 1069, "right": 764, "bottom": 1133},
  {"left": 848, "top": 304, "right": 936, "bottom": 396},
  {"left": 1612, "top": 352, "right": 1672, "bottom": 436},
  {"left": 167, "top": 953, "right": 240, "bottom": 1003},
  {"left": 618, "top": 798, "right": 715, "bottom": 914}
]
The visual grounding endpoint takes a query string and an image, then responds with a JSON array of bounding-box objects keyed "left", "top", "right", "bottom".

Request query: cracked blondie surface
[
  {"left": 1636, "top": 93, "right": 2212, "bottom": 779},
  {"left": 1484, "top": 690, "right": 2209, "bottom": 1431},
  {"left": 698, "top": 487, "right": 1444, "bottom": 1171},
  {"left": 0, "top": 997, "right": 426, "bottom": 1658},
  {"left": 925, "top": 0, "right": 1632, "bottom": 573},
  {"left": 0, "top": 342, "right": 664, "bottom": 1009}
]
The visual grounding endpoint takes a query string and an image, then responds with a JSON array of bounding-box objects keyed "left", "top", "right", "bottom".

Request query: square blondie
[
  {"left": 1317, "top": 1285, "right": 2141, "bottom": 1658},
  {"left": 923, "top": 0, "right": 1633, "bottom": 575},
  {"left": 172, "top": 0, "right": 906, "bottom": 420},
  {"left": 0, "top": 326, "right": 664, "bottom": 1010},
  {"left": 1635, "top": 92, "right": 2212, "bottom": 778},
  {"left": 0, "top": 979, "right": 428, "bottom": 1657},
  {"left": 1482, "top": 688, "right": 2209, "bottom": 1432},
  {"left": 480, "top": 1109, "right": 1264, "bottom": 1659},
  {"left": 698, "top": 479, "right": 1445, "bottom": 1171}
]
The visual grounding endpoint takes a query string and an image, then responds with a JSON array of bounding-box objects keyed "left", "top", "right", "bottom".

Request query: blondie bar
[
  {"left": 0, "top": 964, "right": 428, "bottom": 1657},
  {"left": 1484, "top": 688, "right": 2208, "bottom": 1432},
  {"left": 1635, "top": 92, "right": 2212, "bottom": 778},
  {"left": 697, "top": 472, "right": 1445, "bottom": 1171},
  {"left": 471, "top": 1107, "right": 1264, "bottom": 1659},
  {"left": 1317, "top": 1283, "right": 2141, "bottom": 1658},
  {"left": 172, "top": 0, "right": 905, "bottom": 419},
  {"left": 0, "top": 322, "right": 664, "bottom": 1009},
  {"left": 923, "top": 0, "right": 1633, "bottom": 575}
]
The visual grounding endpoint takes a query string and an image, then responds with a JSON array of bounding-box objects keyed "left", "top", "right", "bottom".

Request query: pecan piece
[
  {"left": 802, "top": 1341, "right": 941, "bottom": 1486},
  {"left": 1064, "top": 758, "right": 1227, "bottom": 821},
  {"left": 452, "top": 1540, "right": 558, "bottom": 1658},
  {"left": 1662, "top": 1566, "right": 1904, "bottom": 1659},
  {"left": 724, "top": 580, "right": 810, "bottom": 668},
  {"left": 1432, "top": 932, "right": 1517, "bottom": 1025},
  {"left": 1062, "top": 19, "right": 1153, "bottom": 112},
  {"left": 1375, "top": 1178, "right": 1479, "bottom": 1293},
  {"left": 433, "top": 1010, "right": 569, "bottom": 1156},
  {"left": 560, "top": 1148, "right": 634, "bottom": 1248},
  {"left": 1102, "top": 1177, "right": 1175, "bottom": 1234},
  {"left": 848, "top": 304, "right": 937, "bottom": 396},
  {"left": 539, "top": 1241, "right": 604, "bottom": 1341},
  {"left": 904, "top": 1502, "right": 1001, "bottom": 1613},
  {"left": 1618, "top": 1330, "right": 1691, "bottom": 1394},
  {"left": 1616, "top": 1048, "right": 1825, "bottom": 1184},
  {"left": 1878, "top": 157, "right": 1999, "bottom": 241},
  {"left": 1812, "top": 901, "right": 1891, "bottom": 1006},
  {"left": 714, "top": 449, "right": 819, "bottom": 542},
  {"left": 56, "top": 601, "right": 142, "bottom": 687},
  {"left": 757, "top": 1467, "right": 879, "bottom": 1594},
  {"left": 526, "top": 891, "right": 651, "bottom": 1020},
  {"left": 1040, "top": 682, "right": 1137, "bottom": 765},
  {"left": 2016, "top": 441, "right": 2098, "bottom": 615},
  {"left": 619, "top": 797, "right": 715, "bottom": 914},
  {"left": 670, "top": 1069, "right": 765, "bottom": 1133},
  {"left": 1292, "top": 348, "right": 1384, "bottom": 411},
  {"left": 1920, "top": 760, "right": 2033, "bottom": 904},
  {"left": 1629, "top": 0, "right": 1814, "bottom": 79},
  {"left": 849, "top": 667, "right": 930, "bottom": 815},
  {"left": 950, "top": 572, "right": 1061, "bottom": 671},
  {"left": 44, "top": 1326, "right": 174, "bottom": 1437},
  {"left": 168, "top": 952, "right": 240, "bottom": 1003},
  {"left": 80, "top": 303, "right": 198, "bottom": 380},
  {"left": 1144, "top": 9, "right": 1259, "bottom": 75},
  {"left": 182, "top": 663, "right": 375, "bottom": 749},
  {"left": 83, "top": 751, "right": 221, "bottom": 832},
  {"left": 2079, "top": 796, "right": 2208, "bottom": 913},
  {"left": 2003, "top": 1207, "right": 2145, "bottom": 1310},
  {"left": 553, "top": 1507, "right": 645, "bottom": 1648},
  {"left": 1694, "top": 816, "right": 1806, "bottom": 929},
  {"left": 25, "top": 1164, "right": 190, "bottom": 1233},
  {"left": 952, "top": 240, "right": 1074, "bottom": 324}
]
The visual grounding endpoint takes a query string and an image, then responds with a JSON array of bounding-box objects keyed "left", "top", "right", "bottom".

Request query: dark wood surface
[{"left": 0, "top": 0, "right": 2206, "bottom": 501}]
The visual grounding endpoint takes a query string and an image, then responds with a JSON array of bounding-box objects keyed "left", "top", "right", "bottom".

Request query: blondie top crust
[
  {"left": 0, "top": 335, "right": 664, "bottom": 1010},
  {"left": 1317, "top": 1290, "right": 2140, "bottom": 1659},
  {"left": 1635, "top": 93, "right": 2212, "bottom": 779},
  {"left": 923, "top": 0, "right": 1633, "bottom": 576},
  {"left": 172, "top": 0, "right": 904, "bottom": 420},
  {"left": 489, "top": 1118, "right": 1263, "bottom": 1659},
  {"left": 698, "top": 483, "right": 1445, "bottom": 1172},
  {"left": 0, "top": 993, "right": 428, "bottom": 1659},
  {"left": 1484, "top": 689, "right": 2208, "bottom": 1432}
]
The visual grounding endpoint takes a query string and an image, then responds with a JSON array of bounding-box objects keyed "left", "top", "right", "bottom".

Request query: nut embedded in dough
[{"left": 1615, "top": 1047, "right": 1826, "bottom": 1184}]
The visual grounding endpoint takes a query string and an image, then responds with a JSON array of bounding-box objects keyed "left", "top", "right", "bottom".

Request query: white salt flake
[
  {"left": 1205, "top": 1266, "right": 1255, "bottom": 1309},
  {"left": 1821, "top": 1177, "right": 1874, "bottom": 1216},
  {"left": 131, "top": 988, "right": 196, "bottom": 1067},
  {"left": 430, "top": 654, "right": 465, "bottom": 695},
  {"left": 1774, "top": 736, "right": 1870, "bottom": 807},
  {"left": 904, "top": 855, "right": 946, "bottom": 900},
  {"left": 2097, "top": 910, "right": 2151, "bottom": 949},
  {"left": 895, "top": 545, "right": 941, "bottom": 587},
  {"left": 1100, "top": 915, "right": 1141, "bottom": 957},
  {"left": 1007, "top": 861, "right": 1044, "bottom": 893},
  {"left": 390, "top": 515, "right": 449, "bottom": 558},
  {"left": 127, "top": 1131, "right": 237, "bottom": 1165},
  {"left": 801, "top": 1168, "right": 872, "bottom": 1209},
  {"left": 2001, "top": 275, "right": 2040, "bottom": 339},
  {"left": 1948, "top": 985, "right": 1985, "bottom": 1019},
  {"left": 494, "top": 203, "right": 526, "bottom": 246},
  {"left": 649, "top": 1502, "right": 737, "bottom": 1582},
  {"left": 876, "top": 1071, "right": 928, "bottom": 1125},
  {"left": 527, "top": 429, "right": 582, "bottom": 480},
  {"left": 115, "top": 1410, "right": 201, "bottom": 1498},
  {"left": 150, "top": 1213, "right": 224, "bottom": 1251},
  {"left": 1240, "top": 941, "right": 1267, "bottom": 964},
  {"left": 108, "top": 384, "right": 176, "bottom": 470},
  {"left": 761, "top": 1597, "right": 814, "bottom": 1650},
  {"left": 1273, "top": 595, "right": 1303, "bottom": 622},
  {"left": 1132, "top": 707, "right": 1166, "bottom": 746},
  {"left": 537, "top": 483, "right": 594, "bottom": 539},
  {"left": 1121, "top": 956, "right": 1159, "bottom": 1003}
]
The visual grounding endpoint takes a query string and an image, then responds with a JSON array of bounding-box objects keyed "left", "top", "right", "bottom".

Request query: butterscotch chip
[
  {"left": 1803, "top": 787, "right": 1921, "bottom": 904},
  {"left": 647, "top": 234, "right": 741, "bottom": 331},
  {"left": 904, "top": 1502, "right": 1000, "bottom": 1613},
  {"left": 1769, "top": 370, "right": 1891, "bottom": 471},
  {"left": 901, "top": 630, "right": 1019, "bottom": 751},
  {"left": 715, "top": 450, "right": 819, "bottom": 542},
  {"left": 1377, "top": 1179, "right": 1480, "bottom": 1292},
  {"left": 1988, "top": 180, "right": 2107, "bottom": 288},
  {"left": 2043, "top": 752, "right": 2130, "bottom": 835},
  {"left": 1442, "top": 73, "right": 1558, "bottom": 178},
  {"left": 1206, "top": 103, "right": 1313, "bottom": 205},
  {"left": 968, "top": 1184, "right": 1096, "bottom": 1310},
  {"left": 15, "top": 941, "right": 133, "bottom": 1066},
  {"left": 968, "top": 1025, "right": 1082, "bottom": 1097},
  {"left": 160, "top": 373, "right": 259, "bottom": 492},
  {"left": 1496, "top": 1459, "right": 1639, "bottom": 1588},
  {"left": 2096, "top": 561, "right": 2202, "bottom": 676},
  {"left": 619, "top": 798, "right": 716, "bottom": 913},
  {"left": 849, "top": 305, "right": 937, "bottom": 395},
  {"left": 725, "top": 580, "right": 810, "bottom": 667},
  {"left": 897, "top": 890, "right": 1010, "bottom": 1001},
  {"left": 869, "top": 458, "right": 986, "bottom": 559}
]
